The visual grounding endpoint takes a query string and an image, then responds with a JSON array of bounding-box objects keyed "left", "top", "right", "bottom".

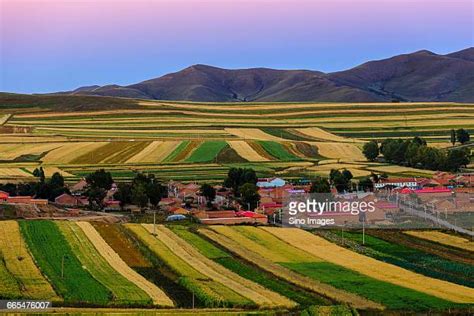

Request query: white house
[
  {"left": 374, "top": 177, "right": 419, "bottom": 190},
  {"left": 256, "top": 177, "right": 286, "bottom": 188}
]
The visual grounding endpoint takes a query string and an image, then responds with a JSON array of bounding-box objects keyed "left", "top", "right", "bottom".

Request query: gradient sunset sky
[{"left": 1, "top": 0, "right": 473, "bottom": 93}]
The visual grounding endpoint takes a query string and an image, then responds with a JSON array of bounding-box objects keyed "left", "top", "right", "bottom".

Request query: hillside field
[
  {"left": 0, "top": 220, "right": 472, "bottom": 314},
  {"left": 0, "top": 94, "right": 472, "bottom": 182}
]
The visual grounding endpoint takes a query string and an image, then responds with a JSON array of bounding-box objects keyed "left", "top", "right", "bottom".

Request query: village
[{"left": 0, "top": 167, "right": 472, "bottom": 230}]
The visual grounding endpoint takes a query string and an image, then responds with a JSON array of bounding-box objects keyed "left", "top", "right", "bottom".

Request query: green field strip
[
  {"left": 282, "top": 262, "right": 463, "bottom": 311},
  {"left": 56, "top": 221, "right": 152, "bottom": 306},
  {"left": 339, "top": 232, "right": 474, "bottom": 288},
  {"left": 258, "top": 141, "right": 301, "bottom": 161},
  {"left": 222, "top": 227, "right": 465, "bottom": 310},
  {"left": 185, "top": 141, "right": 228, "bottom": 163},
  {"left": 126, "top": 224, "right": 252, "bottom": 308},
  {"left": 0, "top": 259, "right": 22, "bottom": 299},
  {"left": 162, "top": 141, "right": 191, "bottom": 162},
  {"left": 170, "top": 226, "right": 325, "bottom": 307},
  {"left": 19, "top": 221, "right": 111, "bottom": 305}
]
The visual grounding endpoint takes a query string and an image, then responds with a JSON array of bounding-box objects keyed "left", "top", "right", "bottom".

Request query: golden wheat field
[
  {"left": 263, "top": 227, "right": 474, "bottom": 303},
  {"left": 404, "top": 231, "right": 474, "bottom": 252},
  {"left": 198, "top": 228, "right": 382, "bottom": 309},
  {"left": 149, "top": 225, "right": 296, "bottom": 308},
  {"left": 77, "top": 222, "right": 174, "bottom": 306},
  {"left": 0, "top": 221, "right": 59, "bottom": 300},
  {"left": 227, "top": 141, "right": 269, "bottom": 161}
]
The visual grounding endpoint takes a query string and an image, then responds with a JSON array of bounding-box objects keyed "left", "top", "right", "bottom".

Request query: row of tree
[
  {"left": 223, "top": 167, "right": 260, "bottom": 210},
  {"left": 450, "top": 129, "right": 470, "bottom": 145},
  {"left": 0, "top": 167, "right": 68, "bottom": 201},
  {"left": 363, "top": 137, "right": 470, "bottom": 172}
]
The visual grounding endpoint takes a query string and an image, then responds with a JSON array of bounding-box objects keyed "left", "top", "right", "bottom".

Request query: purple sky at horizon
[{"left": 1, "top": 0, "right": 473, "bottom": 93}]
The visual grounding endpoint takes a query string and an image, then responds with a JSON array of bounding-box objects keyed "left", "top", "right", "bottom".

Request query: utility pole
[
  {"left": 341, "top": 225, "right": 344, "bottom": 245},
  {"left": 362, "top": 220, "right": 365, "bottom": 245}
]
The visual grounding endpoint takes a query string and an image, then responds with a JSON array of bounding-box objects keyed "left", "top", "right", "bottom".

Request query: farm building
[
  {"left": 0, "top": 190, "right": 9, "bottom": 202},
  {"left": 55, "top": 193, "right": 81, "bottom": 206},
  {"left": 257, "top": 177, "right": 286, "bottom": 188},
  {"left": 70, "top": 179, "right": 88, "bottom": 195}
]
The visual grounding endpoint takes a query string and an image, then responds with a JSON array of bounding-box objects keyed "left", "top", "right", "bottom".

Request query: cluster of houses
[
  {"left": 1, "top": 171, "right": 472, "bottom": 226},
  {"left": 0, "top": 192, "right": 48, "bottom": 205}
]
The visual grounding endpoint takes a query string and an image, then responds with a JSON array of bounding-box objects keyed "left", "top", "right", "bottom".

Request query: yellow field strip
[
  {"left": 366, "top": 165, "right": 436, "bottom": 175},
  {"left": 0, "top": 221, "right": 59, "bottom": 300},
  {"left": 0, "top": 143, "right": 63, "bottom": 160},
  {"left": 42, "top": 142, "right": 108, "bottom": 164},
  {"left": 309, "top": 142, "right": 365, "bottom": 161},
  {"left": 263, "top": 227, "right": 474, "bottom": 303},
  {"left": 295, "top": 127, "right": 364, "bottom": 143},
  {"left": 308, "top": 163, "right": 371, "bottom": 177},
  {"left": 0, "top": 114, "right": 12, "bottom": 125},
  {"left": 142, "top": 101, "right": 472, "bottom": 110},
  {"left": 405, "top": 231, "right": 474, "bottom": 252},
  {"left": 76, "top": 222, "right": 174, "bottom": 306},
  {"left": 34, "top": 127, "right": 230, "bottom": 134},
  {"left": 225, "top": 128, "right": 284, "bottom": 141},
  {"left": 227, "top": 141, "right": 269, "bottom": 162},
  {"left": 13, "top": 114, "right": 474, "bottom": 128},
  {"left": 0, "top": 168, "right": 32, "bottom": 177},
  {"left": 25, "top": 167, "right": 74, "bottom": 177},
  {"left": 198, "top": 228, "right": 382, "bottom": 310},
  {"left": 144, "top": 225, "right": 295, "bottom": 308},
  {"left": 126, "top": 141, "right": 180, "bottom": 163}
]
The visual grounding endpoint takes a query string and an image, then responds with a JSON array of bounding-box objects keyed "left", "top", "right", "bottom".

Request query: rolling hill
[{"left": 60, "top": 48, "right": 474, "bottom": 102}]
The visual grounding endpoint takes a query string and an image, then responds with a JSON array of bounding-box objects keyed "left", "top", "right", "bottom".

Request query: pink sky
[{"left": 1, "top": 0, "right": 473, "bottom": 92}]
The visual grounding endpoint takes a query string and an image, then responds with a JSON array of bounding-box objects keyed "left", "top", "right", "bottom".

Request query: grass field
[
  {"left": 0, "top": 95, "right": 472, "bottom": 182},
  {"left": 207, "top": 226, "right": 466, "bottom": 311},
  {"left": 19, "top": 221, "right": 111, "bottom": 305},
  {"left": 333, "top": 231, "right": 474, "bottom": 288},
  {"left": 126, "top": 224, "right": 253, "bottom": 308},
  {"left": 264, "top": 227, "right": 474, "bottom": 303},
  {"left": 185, "top": 141, "right": 228, "bottom": 163},
  {"left": 0, "top": 217, "right": 472, "bottom": 313},
  {"left": 0, "top": 221, "right": 58, "bottom": 300},
  {"left": 57, "top": 221, "right": 153, "bottom": 306}
]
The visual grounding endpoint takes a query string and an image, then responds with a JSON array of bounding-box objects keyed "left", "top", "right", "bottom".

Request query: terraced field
[
  {"left": 0, "top": 220, "right": 472, "bottom": 313},
  {"left": 0, "top": 98, "right": 472, "bottom": 181}
]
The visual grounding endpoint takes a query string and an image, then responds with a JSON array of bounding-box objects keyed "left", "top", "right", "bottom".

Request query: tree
[
  {"left": 86, "top": 169, "right": 113, "bottom": 190},
  {"left": 33, "top": 167, "right": 45, "bottom": 183},
  {"left": 114, "top": 183, "right": 132, "bottom": 208},
  {"left": 239, "top": 183, "right": 260, "bottom": 210},
  {"left": 309, "top": 177, "right": 331, "bottom": 193},
  {"left": 456, "top": 129, "right": 470, "bottom": 144},
  {"left": 132, "top": 183, "right": 148, "bottom": 209},
  {"left": 86, "top": 187, "right": 107, "bottom": 211},
  {"left": 362, "top": 141, "right": 379, "bottom": 161},
  {"left": 450, "top": 129, "right": 456, "bottom": 146},
  {"left": 341, "top": 169, "right": 353, "bottom": 181},
  {"left": 329, "top": 169, "right": 352, "bottom": 193},
  {"left": 446, "top": 149, "right": 470, "bottom": 172},
  {"left": 358, "top": 177, "right": 374, "bottom": 192},
  {"left": 200, "top": 183, "right": 216, "bottom": 208},
  {"left": 146, "top": 181, "right": 165, "bottom": 208},
  {"left": 224, "top": 168, "right": 257, "bottom": 194},
  {"left": 50, "top": 172, "right": 65, "bottom": 188}
]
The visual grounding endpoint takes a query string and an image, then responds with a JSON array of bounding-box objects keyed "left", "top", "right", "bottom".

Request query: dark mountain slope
[{"left": 62, "top": 47, "right": 474, "bottom": 102}]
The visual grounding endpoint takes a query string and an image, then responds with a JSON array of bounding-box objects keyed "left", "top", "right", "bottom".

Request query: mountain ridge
[{"left": 61, "top": 47, "right": 474, "bottom": 102}]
